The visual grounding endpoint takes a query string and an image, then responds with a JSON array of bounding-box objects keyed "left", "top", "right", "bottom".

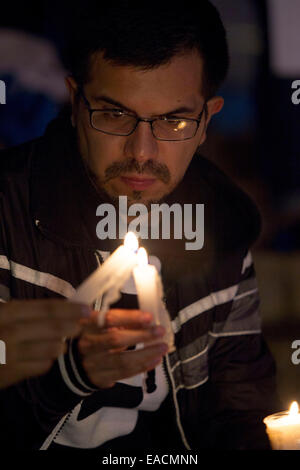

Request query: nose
[{"left": 124, "top": 120, "right": 159, "bottom": 163}]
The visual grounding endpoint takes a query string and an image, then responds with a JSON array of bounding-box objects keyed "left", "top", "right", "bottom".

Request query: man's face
[{"left": 67, "top": 49, "right": 223, "bottom": 206}]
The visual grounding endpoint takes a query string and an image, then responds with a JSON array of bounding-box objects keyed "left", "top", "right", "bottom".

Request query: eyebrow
[{"left": 90, "top": 94, "right": 197, "bottom": 116}]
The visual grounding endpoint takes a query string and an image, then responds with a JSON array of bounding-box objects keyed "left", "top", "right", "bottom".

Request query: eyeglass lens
[{"left": 91, "top": 111, "right": 198, "bottom": 140}]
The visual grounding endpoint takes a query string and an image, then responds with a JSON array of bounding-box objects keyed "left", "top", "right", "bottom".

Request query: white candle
[
  {"left": 264, "top": 401, "right": 300, "bottom": 449},
  {"left": 70, "top": 232, "right": 139, "bottom": 325},
  {"left": 133, "top": 247, "right": 175, "bottom": 353},
  {"left": 133, "top": 248, "right": 160, "bottom": 325}
]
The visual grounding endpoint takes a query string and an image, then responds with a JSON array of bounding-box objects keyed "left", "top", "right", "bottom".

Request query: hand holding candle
[
  {"left": 264, "top": 401, "right": 300, "bottom": 449},
  {"left": 61, "top": 233, "right": 171, "bottom": 390},
  {"left": 70, "top": 233, "right": 174, "bottom": 352},
  {"left": 77, "top": 308, "right": 169, "bottom": 389}
]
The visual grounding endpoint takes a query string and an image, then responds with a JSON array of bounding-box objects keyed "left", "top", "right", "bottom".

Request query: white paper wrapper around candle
[
  {"left": 264, "top": 411, "right": 300, "bottom": 449},
  {"left": 96, "top": 260, "right": 138, "bottom": 327},
  {"left": 70, "top": 246, "right": 136, "bottom": 305}
]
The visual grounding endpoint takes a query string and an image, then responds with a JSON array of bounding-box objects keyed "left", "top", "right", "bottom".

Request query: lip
[{"left": 120, "top": 176, "right": 156, "bottom": 190}]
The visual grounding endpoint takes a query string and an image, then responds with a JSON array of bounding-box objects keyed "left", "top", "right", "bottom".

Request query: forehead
[{"left": 85, "top": 50, "right": 205, "bottom": 114}]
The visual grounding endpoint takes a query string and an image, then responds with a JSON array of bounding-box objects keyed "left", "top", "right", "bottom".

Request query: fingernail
[
  {"left": 152, "top": 325, "right": 165, "bottom": 337},
  {"left": 80, "top": 305, "right": 91, "bottom": 317},
  {"left": 157, "top": 343, "right": 168, "bottom": 354}
]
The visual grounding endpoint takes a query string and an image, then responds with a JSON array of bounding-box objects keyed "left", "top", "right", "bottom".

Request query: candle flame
[
  {"left": 124, "top": 232, "right": 139, "bottom": 252},
  {"left": 289, "top": 401, "right": 299, "bottom": 416},
  {"left": 137, "top": 247, "right": 148, "bottom": 267}
]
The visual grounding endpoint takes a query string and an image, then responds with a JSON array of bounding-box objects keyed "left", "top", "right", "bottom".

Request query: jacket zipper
[
  {"left": 51, "top": 404, "right": 80, "bottom": 445},
  {"left": 162, "top": 353, "right": 191, "bottom": 450}
]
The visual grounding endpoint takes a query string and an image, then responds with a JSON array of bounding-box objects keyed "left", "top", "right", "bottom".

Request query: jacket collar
[{"left": 30, "top": 109, "right": 110, "bottom": 250}]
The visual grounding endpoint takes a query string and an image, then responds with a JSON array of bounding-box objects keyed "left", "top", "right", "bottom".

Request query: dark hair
[{"left": 64, "top": 0, "right": 229, "bottom": 99}]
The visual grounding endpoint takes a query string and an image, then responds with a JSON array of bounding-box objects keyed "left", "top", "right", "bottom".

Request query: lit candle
[
  {"left": 70, "top": 232, "right": 139, "bottom": 325},
  {"left": 264, "top": 401, "right": 300, "bottom": 449},
  {"left": 133, "top": 247, "right": 175, "bottom": 353}
]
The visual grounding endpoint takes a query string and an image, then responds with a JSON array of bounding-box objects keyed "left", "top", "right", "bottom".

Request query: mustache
[{"left": 103, "top": 158, "right": 171, "bottom": 184}]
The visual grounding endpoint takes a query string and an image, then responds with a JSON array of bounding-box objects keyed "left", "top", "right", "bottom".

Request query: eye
[
  {"left": 103, "top": 109, "right": 126, "bottom": 119},
  {"left": 163, "top": 118, "right": 188, "bottom": 130}
]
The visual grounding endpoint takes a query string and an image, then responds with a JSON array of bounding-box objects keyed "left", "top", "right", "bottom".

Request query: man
[{"left": 0, "top": 0, "right": 280, "bottom": 451}]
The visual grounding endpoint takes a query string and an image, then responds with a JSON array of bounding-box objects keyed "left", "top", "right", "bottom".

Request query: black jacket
[{"left": 0, "top": 112, "right": 280, "bottom": 450}]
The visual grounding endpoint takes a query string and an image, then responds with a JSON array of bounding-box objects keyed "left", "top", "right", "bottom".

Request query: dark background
[{"left": 0, "top": 0, "right": 300, "bottom": 409}]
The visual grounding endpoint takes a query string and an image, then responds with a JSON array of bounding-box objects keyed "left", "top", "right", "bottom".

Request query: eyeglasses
[{"left": 79, "top": 88, "right": 206, "bottom": 142}]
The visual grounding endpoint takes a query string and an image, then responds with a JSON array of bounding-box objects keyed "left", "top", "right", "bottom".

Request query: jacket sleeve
[
  {"left": 206, "top": 250, "right": 282, "bottom": 449},
  {"left": 0, "top": 196, "right": 97, "bottom": 450}
]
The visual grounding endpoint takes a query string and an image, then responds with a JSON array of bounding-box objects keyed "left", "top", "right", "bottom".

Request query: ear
[
  {"left": 198, "top": 96, "right": 224, "bottom": 145},
  {"left": 206, "top": 96, "right": 224, "bottom": 120},
  {"left": 65, "top": 76, "right": 79, "bottom": 127}
]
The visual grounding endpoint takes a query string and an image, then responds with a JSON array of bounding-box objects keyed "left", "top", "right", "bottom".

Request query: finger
[
  {"left": 79, "top": 325, "right": 165, "bottom": 354},
  {"left": 1, "top": 318, "right": 83, "bottom": 344},
  {"left": 85, "top": 309, "right": 154, "bottom": 330},
  {"left": 0, "top": 300, "right": 91, "bottom": 325},
  {"left": 89, "top": 357, "right": 163, "bottom": 389},
  {"left": 86, "top": 348, "right": 166, "bottom": 388},
  {"left": 84, "top": 343, "right": 168, "bottom": 388},
  {"left": 13, "top": 339, "right": 67, "bottom": 362}
]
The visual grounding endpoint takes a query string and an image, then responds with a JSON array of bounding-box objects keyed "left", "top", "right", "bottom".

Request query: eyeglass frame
[{"left": 78, "top": 87, "right": 207, "bottom": 142}]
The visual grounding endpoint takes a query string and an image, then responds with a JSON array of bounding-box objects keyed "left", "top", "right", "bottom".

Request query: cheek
[
  {"left": 166, "top": 145, "right": 196, "bottom": 183},
  {"left": 79, "top": 126, "right": 123, "bottom": 176}
]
